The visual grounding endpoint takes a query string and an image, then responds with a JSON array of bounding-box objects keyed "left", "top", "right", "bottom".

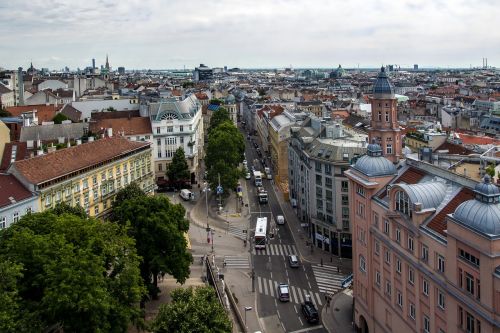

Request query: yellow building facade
[{"left": 9, "top": 137, "right": 154, "bottom": 218}]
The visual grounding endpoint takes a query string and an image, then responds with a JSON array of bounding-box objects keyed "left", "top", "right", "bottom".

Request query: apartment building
[
  {"left": 288, "top": 115, "right": 367, "bottom": 258},
  {"left": 346, "top": 67, "right": 500, "bottom": 333},
  {"left": 8, "top": 137, "right": 153, "bottom": 218}
]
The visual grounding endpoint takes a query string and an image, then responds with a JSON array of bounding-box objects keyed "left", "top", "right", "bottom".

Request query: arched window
[{"left": 395, "top": 190, "right": 410, "bottom": 215}]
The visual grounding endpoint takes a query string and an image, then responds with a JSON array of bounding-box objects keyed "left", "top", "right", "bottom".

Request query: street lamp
[
  {"left": 244, "top": 306, "right": 252, "bottom": 327},
  {"left": 204, "top": 182, "right": 210, "bottom": 229}
]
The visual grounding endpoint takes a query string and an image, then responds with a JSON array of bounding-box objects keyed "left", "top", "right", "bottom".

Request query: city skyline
[{"left": 0, "top": 0, "right": 499, "bottom": 70}]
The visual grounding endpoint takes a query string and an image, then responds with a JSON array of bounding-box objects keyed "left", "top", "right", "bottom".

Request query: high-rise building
[
  {"left": 117, "top": 67, "right": 125, "bottom": 75},
  {"left": 193, "top": 64, "right": 213, "bottom": 82},
  {"left": 92, "top": 58, "right": 96, "bottom": 74}
]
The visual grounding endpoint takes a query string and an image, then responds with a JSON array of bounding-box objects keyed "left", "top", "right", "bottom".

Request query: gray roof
[
  {"left": 352, "top": 142, "right": 396, "bottom": 177},
  {"left": 20, "top": 123, "right": 89, "bottom": 142},
  {"left": 452, "top": 176, "right": 500, "bottom": 237},
  {"left": 373, "top": 67, "right": 395, "bottom": 98},
  {"left": 397, "top": 182, "right": 447, "bottom": 210}
]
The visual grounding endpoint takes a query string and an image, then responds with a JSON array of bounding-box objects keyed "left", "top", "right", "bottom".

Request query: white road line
[
  {"left": 297, "top": 288, "right": 304, "bottom": 304},
  {"left": 269, "top": 279, "right": 275, "bottom": 297},
  {"left": 290, "top": 286, "right": 298, "bottom": 304},
  {"left": 263, "top": 277, "right": 268, "bottom": 295},
  {"left": 314, "top": 292, "right": 323, "bottom": 306},
  {"left": 258, "top": 276, "right": 262, "bottom": 293}
]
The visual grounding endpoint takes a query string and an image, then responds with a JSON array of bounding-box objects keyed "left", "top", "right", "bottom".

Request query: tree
[
  {"left": 52, "top": 112, "right": 69, "bottom": 124},
  {"left": 205, "top": 122, "right": 245, "bottom": 195},
  {"left": 0, "top": 211, "right": 145, "bottom": 332},
  {"left": 51, "top": 202, "right": 87, "bottom": 218},
  {"left": 486, "top": 164, "right": 496, "bottom": 178},
  {"left": 113, "top": 182, "right": 146, "bottom": 207},
  {"left": 0, "top": 107, "right": 12, "bottom": 117},
  {"left": 0, "top": 261, "right": 23, "bottom": 333},
  {"left": 166, "top": 147, "right": 190, "bottom": 188},
  {"left": 209, "top": 107, "right": 231, "bottom": 134},
  {"left": 149, "top": 286, "right": 232, "bottom": 333},
  {"left": 112, "top": 195, "right": 192, "bottom": 302},
  {"left": 209, "top": 98, "right": 224, "bottom": 106}
]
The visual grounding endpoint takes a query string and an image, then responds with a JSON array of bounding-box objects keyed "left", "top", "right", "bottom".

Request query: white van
[
  {"left": 276, "top": 215, "right": 285, "bottom": 225},
  {"left": 179, "top": 189, "right": 193, "bottom": 201}
]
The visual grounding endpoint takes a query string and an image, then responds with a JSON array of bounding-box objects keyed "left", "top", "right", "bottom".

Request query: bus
[{"left": 254, "top": 217, "right": 268, "bottom": 249}]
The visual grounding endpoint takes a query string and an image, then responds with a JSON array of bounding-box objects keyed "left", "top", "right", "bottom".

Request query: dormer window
[{"left": 395, "top": 190, "right": 410, "bottom": 215}]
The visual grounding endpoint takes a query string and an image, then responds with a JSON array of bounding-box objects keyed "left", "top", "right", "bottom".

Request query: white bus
[{"left": 254, "top": 217, "right": 268, "bottom": 249}]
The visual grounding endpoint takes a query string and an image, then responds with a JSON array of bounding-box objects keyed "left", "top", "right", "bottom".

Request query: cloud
[{"left": 0, "top": 0, "right": 499, "bottom": 69}]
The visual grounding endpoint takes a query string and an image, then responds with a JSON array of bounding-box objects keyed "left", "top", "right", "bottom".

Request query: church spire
[{"left": 105, "top": 54, "right": 110, "bottom": 70}]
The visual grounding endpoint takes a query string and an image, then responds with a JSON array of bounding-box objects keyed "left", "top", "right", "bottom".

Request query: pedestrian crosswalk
[
  {"left": 223, "top": 255, "right": 250, "bottom": 269},
  {"left": 311, "top": 264, "right": 345, "bottom": 295},
  {"left": 227, "top": 225, "right": 246, "bottom": 240},
  {"left": 257, "top": 276, "right": 322, "bottom": 306},
  {"left": 251, "top": 244, "right": 298, "bottom": 256}
]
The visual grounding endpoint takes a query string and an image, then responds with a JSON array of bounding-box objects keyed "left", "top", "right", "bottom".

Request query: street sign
[
  {"left": 216, "top": 185, "right": 223, "bottom": 194},
  {"left": 341, "top": 274, "right": 354, "bottom": 289}
]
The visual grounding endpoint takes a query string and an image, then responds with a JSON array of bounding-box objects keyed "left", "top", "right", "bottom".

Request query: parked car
[
  {"left": 276, "top": 215, "right": 285, "bottom": 225},
  {"left": 277, "top": 283, "right": 290, "bottom": 302},
  {"left": 245, "top": 172, "right": 251, "bottom": 180},
  {"left": 301, "top": 296, "right": 319, "bottom": 324},
  {"left": 288, "top": 255, "right": 299, "bottom": 268},
  {"left": 253, "top": 142, "right": 258, "bottom": 148}
]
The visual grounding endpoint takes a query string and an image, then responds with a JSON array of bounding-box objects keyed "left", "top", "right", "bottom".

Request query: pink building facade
[{"left": 346, "top": 68, "right": 500, "bottom": 333}]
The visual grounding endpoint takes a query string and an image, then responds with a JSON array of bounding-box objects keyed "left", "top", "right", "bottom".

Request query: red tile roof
[
  {"left": 195, "top": 92, "right": 209, "bottom": 100},
  {"left": 0, "top": 142, "right": 29, "bottom": 172},
  {"left": 0, "top": 174, "right": 34, "bottom": 208},
  {"left": 6, "top": 104, "right": 62, "bottom": 123},
  {"left": 426, "top": 187, "right": 474, "bottom": 236},
  {"left": 11, "top": 137, "right": 150, "bottom": 185},
  {"left": 378, "top": 167, "right": 426, "bottom": 198},
  {"left": 458, "top": 134, "right": 500, "bottom": 146},
  {"left": 435, "top": 141, "right": 474, "bottom": 155},
  {"left": 89, "top": 117, "right": 152, "bottom": 136}
]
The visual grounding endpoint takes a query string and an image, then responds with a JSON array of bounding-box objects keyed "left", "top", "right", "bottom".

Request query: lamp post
[
  {"left": 204, "top": 182, "right": 210, "bottom": 229},
  {"left": 244, "top": 306, "right": 252, "bottom": 327}
]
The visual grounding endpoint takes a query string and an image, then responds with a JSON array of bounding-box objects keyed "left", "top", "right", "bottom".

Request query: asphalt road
[{"left": 242, "top": 128, "right": 328, "bottom": 333}]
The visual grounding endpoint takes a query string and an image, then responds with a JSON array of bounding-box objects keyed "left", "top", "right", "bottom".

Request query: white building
[{"left": 142, "top": 94, "right": 204, "bottom": 184}]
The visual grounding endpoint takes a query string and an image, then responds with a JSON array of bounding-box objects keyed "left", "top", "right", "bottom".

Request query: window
[
  {"left": 341, "top": 195, "right": 349, "bottom": 205},
  {"left": 359, "top": 255, "right": 366, "bottom": 273},
  {"left": 374, "top": 213, "right": 379, "bottom": 227},
  {"left": 93, "top": 189, "right": 98, "bottom": 201},
  {"left": 395, "top": 190, "right": 410, "bottom": 215},
  {"left": 0, "top": 217, "right": 5, "bottom": 229},
  {"left": 378, "top": 111, "right": 382, "bottom": 121},
  {"left": 156, "top": 127, "right": 160, "bottom": 134},
  {"left": 324, "top": 164, "right": 332, "bottom": 175},
  {"left": 465, "top": 273, "right": 475, "bottom": 295},
  {"left": 341, "top": 181, "right": 348, "bottom": 192},
  {"left": 408, "top": 267, "right": 414, "bottom": 285},
  {"left": 179, "top": 125, "right": 184, "bottom": 132},
  {"left": 408, "top": 237, "right": 414, "bottom": 252},
  {"left": 342, "top": 153, "right": 349, "bottom": 161},
  {"left": 466, "top": 312, "right": 475, "bottom": 333},
  {"left": 387, "top": 144, "right": 393, "bottom": 154},
  {"left": 385, "top": 280, "right": 391, "bottom": 296},
  {"left": 396, "top": 228, "right": 401, "bottom": 243},
  {"left": 325, "top": 177, "right": 333, "bottom": 187},
  {"left": 409, "top": 303, "right": 416, "bottom": 320},
  {"left": 158, "top": 163, "right": 162, "bottom": 171},
  {"left": 316, "top": 174, "right": 322, "bottom": 185},
  {"left": 26, "top": 207, "right": 32, "bottom": 214},
  {"left": 157, "top": 151, "right": 162, "bottom": 158},
  {"left": 423, "top": 315, "right": 430, "bottom": 333},
  {"left": 385, "top": 112, "right": 389, "bottom": 122},
  {"left": 94, "top": 206, "right": 99, "bottom": 215},
  {"left": 167, "top": 126, "right": 173, "bottom": 133},
  {"left": 384, "top": 220, "right": 390, "bottom": 235},
  {"left": 437, "top": 289, "right": 445, "bottom": 309},
  {"left": 92, "top": 175, "right": 98, "bottom": 185},
  {"left": 423, "top": 279, "right": 429, "bottom": 296},
  {"left": 385, "top": 249, "right": 391, "bottom": 264},
  {"left": 397, "top": 290, "right": 403, "bottom": 308},
  {"left": 180, "top": 136, "right": 184, "bottom": 144},
  {"left": 45, "top": 195, "right": 51, "bottom": 207},
  {"left": 422, "top": 245, "right": 429, "bottom": 262},
  {"left": 437, "top": 255, "right": 445, "bottom": 273},
  {"left": 459, "top": 249, "right": 480, "bottom": 267},
  {"left": 375, "top": 271, "right": 381, "bottom": 286},
  {"left": 374, "top": 240, "right": 380, "bottom": 255},
  {"left": 356, "top": 186, "right": 365, "bottom": 197},
  {"left": 396, "top": 258, "right": 402, "bottom": 274},
  {"left": 83, "top": 179, "right": 89, "bottom": 189}
]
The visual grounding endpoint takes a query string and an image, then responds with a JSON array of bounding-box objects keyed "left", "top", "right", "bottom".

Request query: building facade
[
  {"left": 0, "top": 174, "right": 38, "bottom": 229},
  {"left": 8, "top": 137, "right": 154, "bottom": 218}
]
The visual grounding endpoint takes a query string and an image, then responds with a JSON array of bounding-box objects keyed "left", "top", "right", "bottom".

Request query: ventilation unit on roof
[{"left": 8, "top": 197, "right": 16, "bottom": 204}]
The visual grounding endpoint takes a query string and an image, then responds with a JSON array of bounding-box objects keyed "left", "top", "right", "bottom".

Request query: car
[
  {"left": 251, "top": 166, "right": 255, "bottom": 173},
  {"left": 277, "top": 283, "right": 290, "bottom": 302},
  {"left": 276, "top": 215, "right": 285, "bottom": 225},
  {"left": 243, "top": 159, "right": 247, "bottom": 165},
  {"left": 288, "top": 255, "right": 299, "bottom": 268},
  {"left": 253, "top": 142, "right": 258, "bottom": 148},
  {"left": 301, "top": 296, "right": 319, "bottom": 324},
  {"left": 245, "top": 172, "right": 251, "bottom": 180}
]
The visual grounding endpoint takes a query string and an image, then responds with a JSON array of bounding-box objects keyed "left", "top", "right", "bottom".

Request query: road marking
[
  {"left": 298, "top": 316, "right": 303, "bottom": 326},
  {"left": 314, "top": 292, "right": 323, "bottom": 306},
  {"left": 258, "top": 276, "right": 262, "bottom": 292},
  {"left": 291, "top": 286, "right": 298, "bottom": 304},
  {"left": 288, "top": 325, "right": 323, "bottom": 333},
  {"left": 269, "top": 280, "right": 275, "bottom": 297},
  {"left": 297, "top": 288, "right": 304, "bottom": 304},
  {"left": 263, "top": 278, "right": 268, "bottom": 295},
  {"left": 294, "top": 305, "right": 299, "bottom": 314}
]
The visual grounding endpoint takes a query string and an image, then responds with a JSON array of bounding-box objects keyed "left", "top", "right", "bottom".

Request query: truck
[
  {"left": 257, "top": 186, "right": 268, "bottom": 204},
  {"left": 179, "top": 189, "right": 194, "bottom": 201},
  {"left": 264, "top": 167, "right": 272, "bottom": 180},
  {"left": 253, "top": 171, "right": 263, "bottom": 187}
]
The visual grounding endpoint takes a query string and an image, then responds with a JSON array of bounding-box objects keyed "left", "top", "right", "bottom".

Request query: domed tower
[{"left": 369, "top": 66, "right": 402, "bottom": 163}]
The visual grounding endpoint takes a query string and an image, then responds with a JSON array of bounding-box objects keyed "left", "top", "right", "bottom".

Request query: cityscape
[{"left": 1, "top": 1, "right": 500, "bottom": 333}]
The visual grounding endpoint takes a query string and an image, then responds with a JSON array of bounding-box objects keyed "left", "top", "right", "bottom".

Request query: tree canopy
[
  {"left": 149, "top": 286, "right": 232, "bottom": 333},
  {"left": 0, "top": 210, "right": 145, "bottom": 332},
  {"left": 208, "top": 107, "right": 231, "bottom": 135},
  {"left": 166, "top": 147, "right": 190, "bottom": 187},
  {"left": 52, "top": 112, "right": 70, "bottom": 124},
  {"left": 112, "top": 191, "right": 192, "bottom": 301}
]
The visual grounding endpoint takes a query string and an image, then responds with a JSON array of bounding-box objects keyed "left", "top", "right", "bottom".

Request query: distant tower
[
  {"left": 92, "top": 58, "right": 96, "bottom": 74},
  {"left": 105, "top": 54, "right": 110, "bottom": 71},
  {"left": 369, "top": 67, "right": 401, "bottom": 163}
]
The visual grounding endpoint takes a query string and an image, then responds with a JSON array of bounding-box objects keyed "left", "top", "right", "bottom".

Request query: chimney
[
  {"left": 17, "top": 67, "right": 24, "bottom": 106},
  {"left": 76, "top": 139, "right": 82, "bottom": 145},
  {"left": 107, "top": 128, "right": 113, "bottom": 137}
]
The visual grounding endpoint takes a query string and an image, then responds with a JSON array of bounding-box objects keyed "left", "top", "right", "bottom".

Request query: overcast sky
[{"left": 0, "top": 0, "right": 498, "bottom": 70}]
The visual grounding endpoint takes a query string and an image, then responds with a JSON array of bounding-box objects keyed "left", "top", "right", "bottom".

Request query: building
[
  {"left": 288, "top": 115, "right": 367, "bottom": 258},
  {"left": 7, "top": 137, "right": 154, "bottom": 218},
  {"left": 193, "top": 64, "right": 213, "bottom": 82},
  {"left": 345, "top": 68, "right": 500, "bottom": 333},
  {"left": 141, "top": 94, "right": 204, "bottom": 184},
  {"left": 0, "top": 83, "right": 14, "bottom": 107},
  {"left": 0, "top": 174, "right": 38, "bottom": 229},
  {"left": 0, "top": 120, "right": 10, "bottom": 159},
  {"left": 268, "top": 110, "right": 295, "bottom": 183}
]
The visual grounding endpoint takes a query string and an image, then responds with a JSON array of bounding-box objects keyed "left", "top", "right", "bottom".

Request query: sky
[{"left": 0, "top": 0, "right": 499, "bottom": 70}]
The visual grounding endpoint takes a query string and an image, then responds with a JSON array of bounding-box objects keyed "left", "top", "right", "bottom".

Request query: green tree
[
  {"left": 209, "top": 98, "right": 224, "bottom": 106},
  {"left": 113, "top": 182, "right": 146, "bottom": 207},
  {"left": 166, "top": 147, "right": 190, "bottom": 188},
  {"left": 208, "top": 107, "right": 231, "bottom": 135},
  {"left": 149, "top": 286, "right": 232, "bottom": 333},
  {"left": 0, "top": 211, "right": 145, "bottom": 332},
  {"left": 51, "top": 202, "right": 87, "bottom": 218},
  {"left": 0, "top": 107, "right": 12, "bottom": 117},
  {"left": 112, "top": 195, "right": 192, "bottom": 302},
  {"left": 0, "top": 261, "right": 23, "bottom": 333},
  {"left": 52, "top": 112, "right": 69, "bottom": 124},
  {"left": 182, "top": 81, "right": 194, "bottom": 88},
  {"left": 486, "top": 164, "right": 496, "bottom": 178}
]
